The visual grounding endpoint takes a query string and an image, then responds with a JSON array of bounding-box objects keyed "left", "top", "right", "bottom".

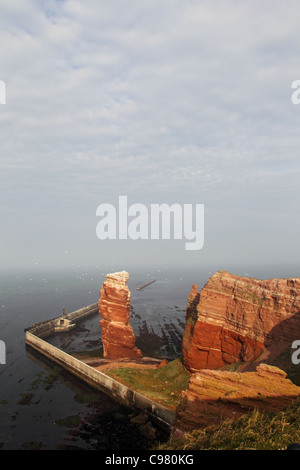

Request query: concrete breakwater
[
  {"left": 25, "top": 302, "right": 99, "bottom": 338},
  {"left": 25, "top": 303, "right": 175, "bottom": 430},
  {"left": 136, "top": 279, "right": 156, "bottom": 291}
]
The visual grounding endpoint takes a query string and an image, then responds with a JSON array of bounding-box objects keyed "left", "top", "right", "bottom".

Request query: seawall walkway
[{"left": 25, "top": 303, "right": 175, "bottom": 430}]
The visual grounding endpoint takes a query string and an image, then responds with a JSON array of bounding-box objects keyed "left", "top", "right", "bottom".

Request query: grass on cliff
[
  {"left": 103, "top": 357, "right": 190, "bottom": 410},
  {"left": 156, "top": 398, "right": 300, "bottom": 450}
]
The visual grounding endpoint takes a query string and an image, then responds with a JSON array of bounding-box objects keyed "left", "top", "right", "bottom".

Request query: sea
[{"left": 0, "top": 263, "right": 298, "bottom": 450}]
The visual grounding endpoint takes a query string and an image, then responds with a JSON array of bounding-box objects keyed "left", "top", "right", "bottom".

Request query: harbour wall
[
  {"left": 25, "top": 303, "right": 99, "bottom": 339},
  {"left": 25, "top": 303, "right": 175, "bottom": 430}
]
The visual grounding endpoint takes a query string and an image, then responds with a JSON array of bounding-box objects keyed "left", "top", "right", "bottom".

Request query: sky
[{"left": 1, "top": 0, "right": 300, "bottom": 276}]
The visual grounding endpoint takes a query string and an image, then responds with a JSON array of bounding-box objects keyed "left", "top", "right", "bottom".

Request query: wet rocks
[
  {"left": 130, "top": 412, "right": 158, "bottom": 440},
  {"left": 130, "top": 412, "right": 149, "bottom": 425}
]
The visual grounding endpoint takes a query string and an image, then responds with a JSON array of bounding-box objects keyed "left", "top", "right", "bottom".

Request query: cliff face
[
  {"left": 99, "top": 271, "right": 142, "bottom": 359},
  {"left": 182, "top": 271, "right": 300, "bottom": 372},
  {"left": 174, "top": 364, "right": 300, "bottom": 433}
]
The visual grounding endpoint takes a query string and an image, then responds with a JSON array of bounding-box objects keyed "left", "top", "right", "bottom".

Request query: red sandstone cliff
[
  {"left": 174, "top": 364, "right": 300, "bottom": 433},
  {"left": 99, "top": 271, "right": 142, "bottom": 359},
  {"left": 182, "top": 271, "right": 300, "bottom": 372}
]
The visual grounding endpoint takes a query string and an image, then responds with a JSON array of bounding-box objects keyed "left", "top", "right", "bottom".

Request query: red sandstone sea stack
[
  {"left": 182, "top": 270, "right": 300, "bottom": 372},
  {"left": 99, "top": 271, "right": 142, "bottom": 360}
]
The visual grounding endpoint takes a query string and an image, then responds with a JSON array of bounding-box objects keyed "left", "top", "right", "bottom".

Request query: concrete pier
[
  {"left": 25, "top": 302, "right": 175, "bottom": 430},
  {"left": 136, "top": 279, "right": 156, "bottom": 291}
]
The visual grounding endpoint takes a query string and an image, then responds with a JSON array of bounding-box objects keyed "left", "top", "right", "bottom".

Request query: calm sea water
[
  {"left": 0, "top": 263, "right": 298, "bottom": 450},
  {"left": 0, "top": 265, "right": 203, "bottom": 450}
]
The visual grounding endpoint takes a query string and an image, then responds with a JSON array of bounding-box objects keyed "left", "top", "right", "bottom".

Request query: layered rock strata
[
  {"left": 182, "top": 271, "right": 300, "bottom": 372},
  {"left": 99, "top": 271, "right": 142, "bottom": 359},
  {"left": 174, "top": 364, "right": 300, "bottom": 433}
]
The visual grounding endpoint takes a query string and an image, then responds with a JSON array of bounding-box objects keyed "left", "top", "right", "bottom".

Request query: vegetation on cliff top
[
  {"left": 156, "top": 398, "right": 300, "bottom": 450},
  {"left": 103, "top": 357, "right": 190, "bottom": 410}
]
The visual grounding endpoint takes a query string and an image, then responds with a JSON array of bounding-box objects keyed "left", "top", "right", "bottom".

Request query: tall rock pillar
[{"left": 99, "top": 271, "right": 142, "bottom": 359}]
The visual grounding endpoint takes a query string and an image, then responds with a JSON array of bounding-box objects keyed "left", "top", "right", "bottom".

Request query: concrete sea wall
[
  {"left": 25, "top": 303, "right": 175, "bottom": 429},
  {"left": 25, "top": 303, "right": 99, "bottom": 339}
]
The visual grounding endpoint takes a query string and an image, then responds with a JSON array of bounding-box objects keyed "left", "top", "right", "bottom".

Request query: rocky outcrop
[
  {"left": 99, "top": 271, "right": 142, "bottom": 359},
  {"left": 182, "top": 271, "right": 300, "bottom": 372},
  {"left": 174, "top": 364, "right": 300, "bottom": 433}
]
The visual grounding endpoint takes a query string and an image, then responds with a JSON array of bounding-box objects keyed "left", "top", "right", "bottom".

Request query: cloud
[{"left": 1, "top": 0, "right": 300, "bottom": 269}]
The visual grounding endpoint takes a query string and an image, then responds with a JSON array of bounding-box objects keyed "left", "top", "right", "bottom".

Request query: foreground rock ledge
[
  {"left": 182, "top": 270, "right": 300, "bottom": 372},
  {"left": 173, "top": 364, "right": 300, "bottom": 434},
  {"left": 99, "top": 271, "right": 142, "bottom": 359}
]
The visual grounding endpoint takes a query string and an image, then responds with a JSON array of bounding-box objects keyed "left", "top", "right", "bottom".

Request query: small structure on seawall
[
  {"left": 99, "top": 270, "right": 143, "bottom": 360},
  {"left": 53, "top": 308, "right": 76, "bottom": 333},
  {"left": 53, "top": 316, "right": 76, "bottom": 333}
]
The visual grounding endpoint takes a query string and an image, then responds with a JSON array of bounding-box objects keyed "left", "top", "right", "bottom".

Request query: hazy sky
[{"left": 1, "top": 0, "right": 300, "bottom": 275}]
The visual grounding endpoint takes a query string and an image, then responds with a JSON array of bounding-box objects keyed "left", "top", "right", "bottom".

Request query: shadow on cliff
[
  {"left": 240, "top": 311, "right": 300, "bottom": 385},
  {"left": 186, "top": 290, "right": 200, "bottom": 322},
  {"left": 172, "top": 308, "right": 300, "bottom": 435}
]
